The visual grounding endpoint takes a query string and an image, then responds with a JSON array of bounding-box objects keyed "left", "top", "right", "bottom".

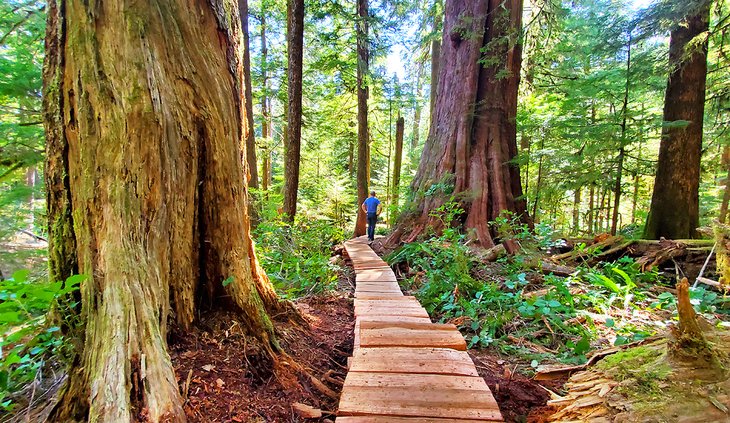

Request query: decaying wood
[
  {"left": 292, "top": 402, "right": 323, "bottom": 419},
  {"left": 673, "top": 278, "right": 708, "bottom": 350},
  {"left": 535, "top": 336, "right": 660, "bottom": 381}
]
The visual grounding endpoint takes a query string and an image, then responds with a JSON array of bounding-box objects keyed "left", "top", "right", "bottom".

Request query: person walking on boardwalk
[{"left": 361, "top": 191, "right": 382, "bottom": 242}]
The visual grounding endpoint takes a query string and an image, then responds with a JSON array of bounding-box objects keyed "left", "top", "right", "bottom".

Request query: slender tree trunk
[
  {"left": 392, "top": 115, "right": 405, "bottom": 209},
  {"left": 612, "top": 33, "right": 632, "bottom": 235},
  {"left": 429, "top": 12, "right": 442, "bottom": 126},
  {"left": 43, "top": 1, "right": 281, "bottom": 420},
  {"left": 389, "top": 0, "right": 527, "bottom": 247},
  {"left": 720, "top": 146, "right": 730, "bottom": 223},
  {"left": 532, "top": 137, "right": 545, "bottom": 222},
  {"left": 260, "top": 11, "right": 271, "bottom": 192},
  {"left": 240, "top": 0, "right": 258, "bottom": 190},
  {"left": 354, "top": 0, "right": 369, "bottom": 237},
  {"left": 588, "top": 183, "right": 595, "bottom": 233},
  {"left": 644, "top": 2, "right": 710, "bottom": 239},
  {"left": 572, "top": 188, "right": 581, "bottom": 235},
  {"left": 411, "top": 64, "right": 422, "bottom": 151},
  {"left": 282, "top": 0, "right": 304, "bottom": 221},
  {"left": 598, "top": 187, "right": 606, "bottom": 232}
]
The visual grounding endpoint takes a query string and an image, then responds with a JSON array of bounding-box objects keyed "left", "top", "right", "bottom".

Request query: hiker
[{"left": 361, "top": 191, "right": 382, "bottom": 242}]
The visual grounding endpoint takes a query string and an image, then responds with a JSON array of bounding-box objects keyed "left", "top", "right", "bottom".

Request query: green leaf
[
  {"left": 530, "top": 360, "right": 539, "bottom": 368},
  {"left": 605, "top": 318, "right": 615, "bottom": 328},
  {"left": 222, "top": 276, "right": 234, "bottom": 287},
  {"left": 10, "top": 270, "right": 29, "bottom": 283}
]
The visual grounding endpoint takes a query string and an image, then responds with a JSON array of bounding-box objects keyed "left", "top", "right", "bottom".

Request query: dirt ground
[{"left": 169, "top": 294, "right": 355, "bottom": 422}]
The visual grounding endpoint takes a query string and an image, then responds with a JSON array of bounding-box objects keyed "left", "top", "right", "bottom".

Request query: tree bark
[
  {"left": 411, "top": 64, "right": 422, "bottom": 151},
  {"left": 388, "top": 0, "right": 527, "bottom": 247},
  {"left": 572, "top": 188, "right": 581, "bottom": 235},
  {"left": 611, "top": 33, "right": 632, "bottom": 236},
  {"left": 240, "top": 0, "right": 258, "bottom": 190},
  {"left": 260, "top": 11, "right": 272, "bottom": 192},
  {"left": 588, "top": 182, "right": 595, "bottom": 233},
  {"left": 429, "top": 12, "right": 441, "bottom": 126},
  {"left": 282, "top": 0, "right": 304, "bottom": 221},
  {"left": 392, "top": 115, "right": 405, "bottom": 208},
  {"left": 644, "top": 2, "right": 710, "bottom": 239},
  {"left": 720, "top": 146, "right": 730, "bottom": 223},
  {"left": 43, "top": 1, "right": 280, "bottom": 420},
  {"left": 354, "top": 0, "right": 369, "bottom": 237}
]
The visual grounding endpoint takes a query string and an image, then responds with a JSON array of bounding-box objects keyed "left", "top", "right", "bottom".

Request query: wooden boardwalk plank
[
  {"left": 338, "top": 373, "right": 501, "bottom": 421},
  {"left": 350, "top": 347, "right": 478, "bottom": 376},
  {"left": 340, "top": 238, "right": 503, "bottom": 423},
  {"left": 337, "top": 417, "right": 491, "bottom": 423},
  {"left": 355, "top": 305, "right": 430, "bottom": 319},
  {"left": 358, "top": 321, "right": 467, "bottom": 350}
]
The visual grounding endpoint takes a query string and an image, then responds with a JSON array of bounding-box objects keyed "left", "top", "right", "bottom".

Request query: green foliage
[
  {"left": 253, "top": 206, "right": 345, "bottom": 298},
  {"left": 0, "top": 270, "right": 83, "bottom": 411}
]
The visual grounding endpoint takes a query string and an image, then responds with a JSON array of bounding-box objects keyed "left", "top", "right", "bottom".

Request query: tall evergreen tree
[
  {"left": 354, "top": 0, "right": 370, "bottom": 237},
  {"left": 644, "top": 1, "right": 711, "bottom": 239},
  {"left": 283, "top": 0, "right": 305, "bottom": 221}
]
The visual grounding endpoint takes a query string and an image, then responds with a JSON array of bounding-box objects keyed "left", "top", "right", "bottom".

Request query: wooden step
[
  {"left": 355, "top": 304, "right": 429, "bottom": 319},
  {"left": 358, "top": 320, "right": 467, "bottom": 350},
  {"left": 349, "top": 347, "right": 478, "bottom": 376},
  {"left": 336, "top": 417, "right": 493, "bottom": 422},
  {"left": 356, "top": 269, "right": 397, "bottom": 282},
  {"left": 338, "top": 373, "right": 501, "bottom": 421}
]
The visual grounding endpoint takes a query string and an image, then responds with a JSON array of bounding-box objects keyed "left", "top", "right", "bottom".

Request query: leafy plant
[
  {"left": 0, "top": 270, "right": 83, "bottom": 411},
  {"left": 253, "top": 213, "right": 345, "bottom": 298}
]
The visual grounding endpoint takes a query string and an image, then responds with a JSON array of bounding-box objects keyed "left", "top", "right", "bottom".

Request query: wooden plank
[
  {"left": 349, "top": 347, "right": 478, "bottom": 376},
  {"left": 336, "top": 417, "right": 494, "bottom": 423},
  {"left": 355, "top": 293, "right": 404, "bottom": 299},
  {"left": 356, "top": 269, "right": 397, "bottom": 282},
  {"left": 338, "top": 373, "right": 501, "bottom": 421},
  {"left": 354, "top": 306, "right": 430, "bottom": 319},
  {"left": 356, "top": 316, "right": 432, "bottom": 324},
  {"left": 358, "top": 321, "right": 467, "bottom": 350},
  {"left": 354, "top": 297, "right": 420, "bottom": 308}
]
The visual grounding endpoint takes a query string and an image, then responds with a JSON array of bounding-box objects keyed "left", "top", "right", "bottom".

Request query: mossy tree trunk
[
  {"left": 644, "top": 2, "right": 710, "bottom": 239},
  {"left": 43, "top": 0, "right": 281, "bottom": 420},
  {"left": 388, "top": 0, "right": 528, "bottom": 247}
]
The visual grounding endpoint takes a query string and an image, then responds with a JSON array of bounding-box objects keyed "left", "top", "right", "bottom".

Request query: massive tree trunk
[
  {"left": 644, "top": 2, "right": 710, "bottom": 239},
  {"left": 354, "top": 0, "right": 369, "bottom": 237},
  {"left": 43, "top": 0, "right": 281, "bottom": 420},
  {"left": 392, "top": 115, "right": 405, "bottom": 208},
  {"left": 240, "top": 0, "right": 258, "bottom": 190},
  {"left": 389, "top": 0, "right": 527, "bottom": 247},
  {"left": 282, "top": 0, "right": 304, "bottom": 221}
]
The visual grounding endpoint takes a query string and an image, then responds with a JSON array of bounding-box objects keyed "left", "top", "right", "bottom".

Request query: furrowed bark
[
  {"left": 388, "top": 0, "right": 527, "bottom": 247},
  {"left": 354, "top": 0, "right": 369, "bottom": 237},
  {"left": 240, "top": 0, "right": 258, "bottom": 190},
  {"left": 644, "top": 2, "right": 710, "bottom": 239},
  {"left": 392, "top": 115, "right": 405, "bottom": 208},
  {"left": 282, "top": 0, "right": 304, "bottom": 221},
  {"left": 43, "top": 1, "right": 280, "bottom": 420}
]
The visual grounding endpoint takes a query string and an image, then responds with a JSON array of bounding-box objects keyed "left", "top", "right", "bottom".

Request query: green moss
[{"left": 598, "top": 343, "right": 673, "bottom": 393}]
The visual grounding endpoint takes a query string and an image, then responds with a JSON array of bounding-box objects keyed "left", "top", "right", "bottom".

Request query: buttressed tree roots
[{"left": 43, "top": 0, "right": 285, "bottom": 420}]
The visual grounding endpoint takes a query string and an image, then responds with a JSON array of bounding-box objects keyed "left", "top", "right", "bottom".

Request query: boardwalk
[{"left": 337, "top": 237, "right": 503, "bottom": 422}]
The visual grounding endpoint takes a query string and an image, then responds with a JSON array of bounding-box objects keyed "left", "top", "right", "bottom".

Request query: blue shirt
[{"left": 363, "top": 197, "right": 380, "bottom": 214}]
